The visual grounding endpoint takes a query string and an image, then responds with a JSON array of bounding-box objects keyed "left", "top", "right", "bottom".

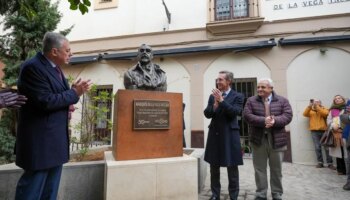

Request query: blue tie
[{"left": 222, "top": 92, "right": 226, "bottom": 98}]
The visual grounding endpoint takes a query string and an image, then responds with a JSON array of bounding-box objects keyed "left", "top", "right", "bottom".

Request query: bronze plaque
[{"left": 133, "top": 100, "right": 170, "bottom": 129}]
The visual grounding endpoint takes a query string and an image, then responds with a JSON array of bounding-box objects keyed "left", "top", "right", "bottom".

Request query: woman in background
[{"left": 327, "top": 95, "right": 347, "bottom": 175}]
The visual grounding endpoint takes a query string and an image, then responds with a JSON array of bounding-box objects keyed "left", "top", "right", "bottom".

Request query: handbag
[{"left": 320, "top": 130, "right": 336, "bottom": 147}]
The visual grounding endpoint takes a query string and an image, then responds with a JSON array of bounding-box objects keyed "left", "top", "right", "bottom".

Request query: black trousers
[
  {"left": 210, "top": 165, "right": 239, "bottom": 200},
  {"left": 336, "top": 147, "right": 347, "bottom": 174}
]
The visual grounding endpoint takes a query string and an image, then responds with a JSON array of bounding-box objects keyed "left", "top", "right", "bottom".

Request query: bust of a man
[{"left": 124, "top": 44, "right": 167, "bottom": 92}]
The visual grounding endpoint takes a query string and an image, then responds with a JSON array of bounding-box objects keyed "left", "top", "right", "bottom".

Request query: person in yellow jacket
[{"left": 303, "top": 99, "right": 335, "bottom": 169}]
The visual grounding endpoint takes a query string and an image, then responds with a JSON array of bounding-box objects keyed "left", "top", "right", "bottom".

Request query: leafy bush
[{"left": 0, "top": 125, "right": 16, "bottom": 164}]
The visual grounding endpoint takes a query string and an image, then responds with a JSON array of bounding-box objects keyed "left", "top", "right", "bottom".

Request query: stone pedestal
[
  {"left": 113, "top": 89, "right": 183, "bottom": 160},
  {"left": 104, "top": 151, "right": 198, "bottom": 200}
]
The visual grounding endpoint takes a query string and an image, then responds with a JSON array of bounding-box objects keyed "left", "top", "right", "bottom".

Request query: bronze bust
[{"left": 124, "top": 44, "right": 167, "bottom": 92}]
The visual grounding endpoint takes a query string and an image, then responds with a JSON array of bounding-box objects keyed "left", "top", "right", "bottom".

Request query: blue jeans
[
  {"left": 15, "top": 165, "right": 63, "bottom": 200},
  {"left": 311, "top": 130, "right": 332, "bottom": 164}
]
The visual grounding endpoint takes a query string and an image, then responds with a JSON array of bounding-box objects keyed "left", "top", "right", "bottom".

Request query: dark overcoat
[
  {"left": 15, "top": 52, "right": 79, "bottom": 170},
  {"left": 204, "top": 90, "right": 244, "bottom": 166}
]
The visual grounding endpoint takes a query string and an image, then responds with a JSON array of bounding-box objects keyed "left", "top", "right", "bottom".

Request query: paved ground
[{"left": 198, "top": 157, "right": 349, "bottom": 200}]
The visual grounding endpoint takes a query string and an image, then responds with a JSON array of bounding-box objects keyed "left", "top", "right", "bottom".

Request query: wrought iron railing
[{"left": 209, "top": 0, "right": 260, "bottom": 22}]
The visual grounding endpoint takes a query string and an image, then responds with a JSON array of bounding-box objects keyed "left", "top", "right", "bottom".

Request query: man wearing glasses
[
  {"left": 124, "top": 44, "right": 167, "bottom": 92},
  {"left": 204, "top": 71, "right": 244, "bottom": 200},
  {"left": 243, "top": 78, "right": 293, "bottom": 200}
]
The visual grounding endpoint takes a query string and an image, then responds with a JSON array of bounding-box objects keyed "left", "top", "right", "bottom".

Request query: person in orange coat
[{"left": 303, "top": 99, "right": 335, "bottom": 169}]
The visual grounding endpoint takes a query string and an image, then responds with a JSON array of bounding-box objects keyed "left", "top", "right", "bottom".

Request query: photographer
[{"left": 303, "top": 99, "right": 335, "bottom": 169}]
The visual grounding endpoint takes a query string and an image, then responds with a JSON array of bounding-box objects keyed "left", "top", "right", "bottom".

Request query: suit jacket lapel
[
  {"left": 62, "top": 72, "right": 70, "bottom": 89},
  {"left": 215, "top": 90, "right": 236, "bottom": 114},
  {"left": 37, "top": 53, "right": 68, "bottom": 89},
  {"left": 225, "top": 89, "right": 236, "bottom": 101}
]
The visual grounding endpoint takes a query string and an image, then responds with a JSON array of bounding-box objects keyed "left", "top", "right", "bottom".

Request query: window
[
  {"left": 232, "top": 78, "right": 257, "bottom": 148},
  {"left": 94, "top": 0, "right": 118, "bottom": 10},
  {"left": 81, "top": 85, "right": 113, "bottom": 144},
  {"left": 215, "top": 0, "right": 248, "bottom": 20}
]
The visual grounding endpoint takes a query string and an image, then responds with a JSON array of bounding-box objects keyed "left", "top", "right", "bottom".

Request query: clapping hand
[
  {"left": 212, "top": 88, "right": 223, "bottom": 110},
  {"left": 0, "top": 90, "right": 27, "bottom": 109},
  {"left": 212, "top": 88, "right": 224, "bottom": 103},
  {"left": 72, "top": 78, "right": 92, "bottom": 96},
  {"left": 265, "top": 115, "right": 275, "bottom": 128}
]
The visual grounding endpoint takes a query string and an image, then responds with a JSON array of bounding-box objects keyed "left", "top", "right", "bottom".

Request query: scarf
[{"left": 330, "top": 103, "right": 345, "bottom": 117}]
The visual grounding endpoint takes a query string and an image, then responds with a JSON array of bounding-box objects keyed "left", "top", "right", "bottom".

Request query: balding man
[
  {"left": 243, "top": 78, "right": 293, "bottom": 200},
  {"left": 124, "top": 44, "right": 167, "bottom": 91}
]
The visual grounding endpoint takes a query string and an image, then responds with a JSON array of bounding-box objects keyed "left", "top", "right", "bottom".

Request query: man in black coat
[
  {"left": 204, "top": 70, "right": 244, "bottom": 200},
  {"left": 15, "top": 32, "right": 91, "bottom": 200}
]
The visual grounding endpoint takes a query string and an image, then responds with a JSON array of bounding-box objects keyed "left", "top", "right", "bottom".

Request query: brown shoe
[
  {"left": 337, "top": 172, "right": 346, "bottom": 175},
  {"left": 328, "top": 164, "right": 336, "bottom": 170},
  {"left": 316, "top": 163, "right": 324, "bottom": 168}
]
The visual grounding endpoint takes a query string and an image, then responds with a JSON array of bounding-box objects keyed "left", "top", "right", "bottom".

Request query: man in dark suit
[
  {"left": 204, "top": 70, "right": 244, "bottom": 200},
  {"left": 15, "top": 32, "right": 91, "bottom": 200}
]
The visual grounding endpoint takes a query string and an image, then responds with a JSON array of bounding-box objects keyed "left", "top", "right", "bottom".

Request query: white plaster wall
[
  {"left": 261, "top": 0, "right": 350, "bottom": 22},
  {"left": 57, "top": 0, "right": 207, "bottom": 41},
  {"left": 203, "top": 53, "right": 271, "bottom": 145},
  {"left": 287, "top": 47, "right": 350, "bottom": 165},
  {"left": 154, "top": 58, "right": 191, "bottom": 147}
]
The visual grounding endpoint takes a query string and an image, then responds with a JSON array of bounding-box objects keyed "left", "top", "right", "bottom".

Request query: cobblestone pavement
[{"left": 199, "top": 158, "right": 349, "bottom": 200}]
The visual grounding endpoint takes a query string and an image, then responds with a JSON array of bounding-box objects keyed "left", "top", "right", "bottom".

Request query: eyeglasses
[
  {"left": 216, "top": 78, "right": 225, "bottom": 82},
  {"left": 139, "top": 48, "right": 152, "bottom": 53}
]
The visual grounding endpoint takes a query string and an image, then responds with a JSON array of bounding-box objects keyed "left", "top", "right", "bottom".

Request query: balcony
[{"left": 207, "top": 0, "right": 264, "bottom": 35}]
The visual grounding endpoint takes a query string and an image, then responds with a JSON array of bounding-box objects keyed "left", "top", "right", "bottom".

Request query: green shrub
[{"left": 0, "top": 126, "right": 16, "bottom": 164}]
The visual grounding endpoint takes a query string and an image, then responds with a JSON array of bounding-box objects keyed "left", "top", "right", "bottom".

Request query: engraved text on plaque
[{"left": 133, "top": 100, "right": 170, "bottom": 129}]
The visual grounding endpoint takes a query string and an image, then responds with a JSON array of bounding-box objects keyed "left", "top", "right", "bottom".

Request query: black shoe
[
  {"left": 343, "top": 182, "right": 350, "bottom": 190},
  {"left": 209, "top": 196, "right": 220, "bottom": 200}
]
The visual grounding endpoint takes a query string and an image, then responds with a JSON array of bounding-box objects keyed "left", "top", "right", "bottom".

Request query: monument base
[{"left": 104, "top": 151, "right": 198, "bottom": 200}]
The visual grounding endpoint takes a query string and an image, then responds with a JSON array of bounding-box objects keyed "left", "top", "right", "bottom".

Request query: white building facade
[{"left": 56, "top": 0, "right": 350, "bottom": 164}]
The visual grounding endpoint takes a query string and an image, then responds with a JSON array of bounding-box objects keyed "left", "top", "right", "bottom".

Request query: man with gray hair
[
  {"left": 243, "top": 78, "right": 293, "bottom": 200},
  {"left": 204, "top": 70, "right": 244, "bottom": 200},
  {"left": 15, "top": 32, "right": 91, "bottom": 199}
]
